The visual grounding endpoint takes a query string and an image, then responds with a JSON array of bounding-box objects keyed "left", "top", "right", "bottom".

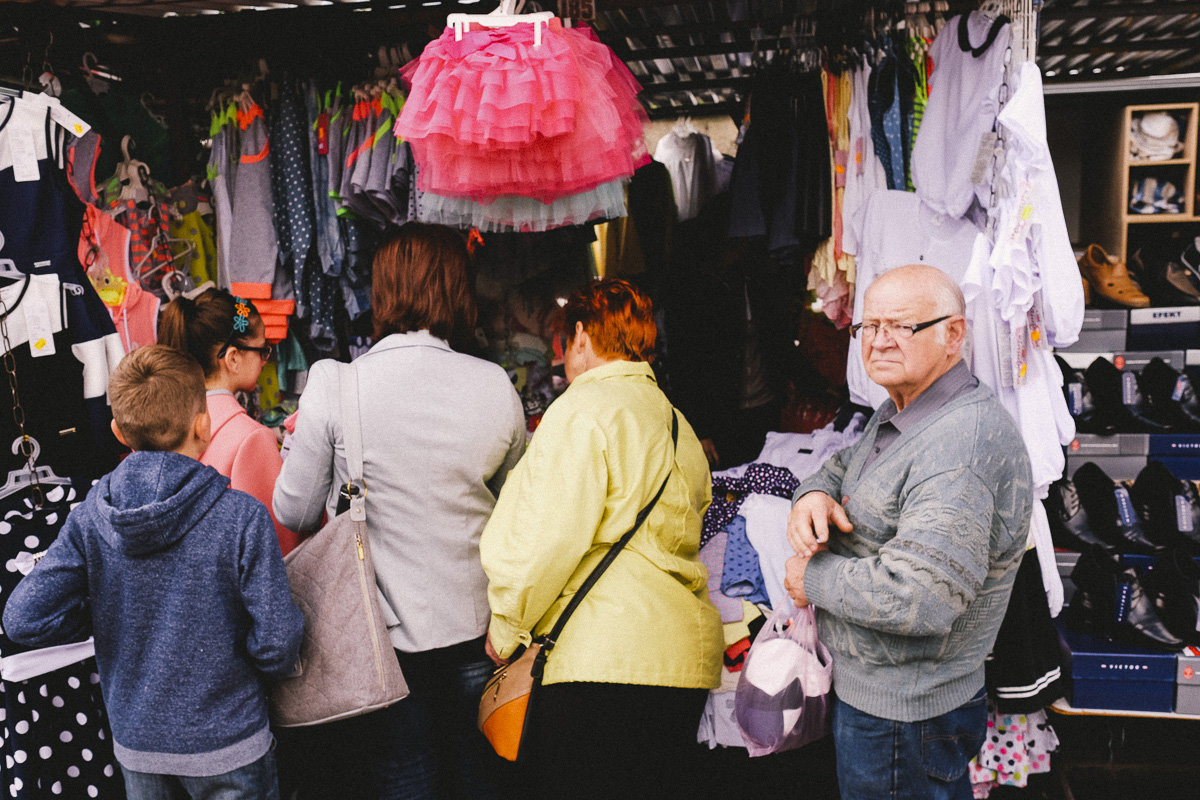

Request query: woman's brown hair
[
  {"left": 159, "top": 288, "right": 263, "bottom": 377},
  {"left": 564, "top": 278, "right": 656, "bottom": 362},
  {"left": 372, "top": 223, "right": 477, "bottom": 348}
]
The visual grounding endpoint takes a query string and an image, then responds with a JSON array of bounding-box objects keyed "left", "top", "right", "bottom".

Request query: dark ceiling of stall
[{"left": 3, "top": 0, "right": 1200, "bottom": 123}]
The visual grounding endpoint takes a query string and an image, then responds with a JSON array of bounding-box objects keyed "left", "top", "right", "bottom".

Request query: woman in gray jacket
[{"left": 273, "top": 223, "right": 527, "bottom": 800}]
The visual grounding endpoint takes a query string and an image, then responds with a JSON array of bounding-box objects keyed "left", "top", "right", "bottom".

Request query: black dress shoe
[
  {"left": 1068, "top": 550, "right": 1184, "bottom": 650},
  {"left": 1056, "top": 355, "right": 1115, "bottom": 436},
  {"left": 1140, "top": 357, "right": 1200, "bottom": 432},
  {"left": 1085, "top": 357, "right": 1173, "bottom": 434},
  {"left": 1046, "top": 476, "right": 1117, "bottom": 554},
  {"left": 1130, "top": 460, "right": 1200, "bottom": 553},
  {"left": 1073, "top": 461, "right": 1164, "bottom": 555},
  {"left": 1141, "top": 548, "right": 1200, "bottom": 647}
]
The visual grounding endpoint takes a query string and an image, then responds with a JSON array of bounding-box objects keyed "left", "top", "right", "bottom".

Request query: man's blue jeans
[
  {"left": 832, "top": 687, "right": 988, "bottom": 800},
  {"left": 122, "top": 744, "right": 280, "bottom": 800}
]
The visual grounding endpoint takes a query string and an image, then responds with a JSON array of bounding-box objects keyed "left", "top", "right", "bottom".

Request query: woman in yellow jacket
[{"left": 480, "top": 279, "right": 723, "bottom": 799}]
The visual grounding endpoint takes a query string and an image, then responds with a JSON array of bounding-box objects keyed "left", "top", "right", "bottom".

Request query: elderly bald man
[{"left": 784, "top": 265, "right": 1032, "bottom": 800}]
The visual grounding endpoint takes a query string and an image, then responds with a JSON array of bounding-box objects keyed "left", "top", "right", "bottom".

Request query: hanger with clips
[
  {"left": 0, "top": 259, "right": 25, "bottom": 282},
  {"left": 0, "top": 437, "right": 71, "bottom": 503},
  {"left": 448, "top": 0, "right": 555, "bottom": 46}
]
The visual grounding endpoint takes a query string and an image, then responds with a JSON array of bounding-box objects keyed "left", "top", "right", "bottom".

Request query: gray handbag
[{"left": 270, "top": 362, "right": 410, "bottom": 727}]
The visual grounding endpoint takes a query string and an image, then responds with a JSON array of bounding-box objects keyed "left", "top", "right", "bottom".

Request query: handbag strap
[
  {"left": 339, "top": 361, "right": 367, "bottom": 523},
  {"left": 539, "top": 409, "right": 679, "bottom": 658}
]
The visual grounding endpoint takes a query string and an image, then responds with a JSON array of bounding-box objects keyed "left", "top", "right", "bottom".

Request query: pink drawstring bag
[{"left": 734, "top": 603, "right": 833, "bottom": 757}]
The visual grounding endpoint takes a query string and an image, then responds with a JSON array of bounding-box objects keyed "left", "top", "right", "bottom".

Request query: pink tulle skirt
[
  {"left": 395, "top": 22, "right": 580, "bottom": 148},
  {"left": 396, "top": 20, "right": 649, "bottom": 205}
]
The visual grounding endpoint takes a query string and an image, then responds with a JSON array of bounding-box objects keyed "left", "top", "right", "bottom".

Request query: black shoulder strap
[
  {"left": 540, "top": 410, "right": 679, "bottom": 655},
  {"left": 958, "top": 11, "right": 1009, "bottom": 58}
]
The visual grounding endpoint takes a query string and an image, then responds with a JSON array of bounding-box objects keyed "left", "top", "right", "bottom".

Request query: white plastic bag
[{"left": 734, "top": 603, "right": 833, "bottom": 757}]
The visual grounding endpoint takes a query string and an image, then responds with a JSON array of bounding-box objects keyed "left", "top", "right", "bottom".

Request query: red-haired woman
[
  {"left": 274, "top": 223, "right": 527, "bottom": 799},
  {"left": 480, "top": 279, "right": 723, "bottom": 799}
]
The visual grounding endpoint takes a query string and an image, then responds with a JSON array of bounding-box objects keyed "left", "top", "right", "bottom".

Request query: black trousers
[{"left": 525, "top": 682, "right": 709, "bottom": 800}]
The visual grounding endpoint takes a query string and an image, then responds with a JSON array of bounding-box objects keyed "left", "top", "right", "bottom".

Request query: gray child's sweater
[{"left": 797, "top": 383, "right": 1032, "bottom": 722}]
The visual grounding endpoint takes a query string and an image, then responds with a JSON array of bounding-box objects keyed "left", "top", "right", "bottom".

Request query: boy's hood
[{"left": 94, "top": 451, "right": 228, "bottom": 556}]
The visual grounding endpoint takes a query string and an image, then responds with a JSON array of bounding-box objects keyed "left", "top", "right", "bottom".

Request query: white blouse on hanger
[
  {"left": 911, "top": 11, "right": 1011, "bottom": 219},
  {"left": 988, "top": 60, "right": 1085, "bottom": 347},
  {"left": 843, "top": 190, "right": 981, "bottom": 408}
]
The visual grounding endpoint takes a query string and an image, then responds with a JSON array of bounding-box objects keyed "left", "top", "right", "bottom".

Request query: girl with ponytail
[{"left": 159, "top": 288, "right": 299, "bottom": 554}]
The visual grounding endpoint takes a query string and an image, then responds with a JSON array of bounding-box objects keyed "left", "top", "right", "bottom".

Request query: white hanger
[
  {"left": 447, "top": 0, "right": 555, "bottom": 46},
  {"left": 0, "top": 259, "right": 24, "bottom": 282},
  {"left": 977, "top": 0, "right": 1003, "bottom": 20},
  {"left": 672, "top": 115, "right": 699, "bottom": 137},
  {"left": 0, "top": 438, "right": 71, "bottom": 501},
  {"left": 81, "top": 52, "right": 120, "bottom": 95}
]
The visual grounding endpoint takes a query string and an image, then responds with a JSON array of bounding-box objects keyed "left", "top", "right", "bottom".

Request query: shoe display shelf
[
  {"left": 1058, "top": 350, "right": 1187, "bottom": 479},
  {"left": 1097, "top": 103, "right": 1200, "bottom": 266},
  {"left": 1052, "top": 557, "right": 1200, "bottom": 719},
  {"left": 1049, "top": 628, "right": 1200, "bottom": 719}
]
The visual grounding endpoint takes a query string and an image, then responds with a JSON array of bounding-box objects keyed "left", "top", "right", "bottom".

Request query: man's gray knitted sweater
[{"left": 796, "top": 382, "right": 1032, "bottom": 722}]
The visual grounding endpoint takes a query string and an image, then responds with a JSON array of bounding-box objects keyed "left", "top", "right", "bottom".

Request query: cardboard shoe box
[
  {"left": 1178, "top": 646, "right": 1200, "bottom": 715},
  {"left": 1057, "top": 621, "right": 1177, "bottom": 713},
  {"left": 1058, "top": 310, "right": 1128, "bottom": 353},
  {"left": 1066, "top": 434, "right": 1150, "bottom": 481}
]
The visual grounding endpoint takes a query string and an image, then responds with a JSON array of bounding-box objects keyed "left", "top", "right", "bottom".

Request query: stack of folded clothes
[
  {"left": 1130, "top": 111, "right": 1185, "bottom": 162},
  {"left": 1129, "top": 175, "right": 1183, "bottom": 214}
]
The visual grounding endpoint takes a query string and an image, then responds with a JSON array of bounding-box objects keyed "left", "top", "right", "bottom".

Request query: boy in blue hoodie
[{"left": 3, "top": 345, "right": 304, "bottom": 800}]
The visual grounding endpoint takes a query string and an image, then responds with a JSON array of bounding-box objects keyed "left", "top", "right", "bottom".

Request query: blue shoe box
[
  {"left": 1127, "top": 307, "right": 1200, "bottom": 351},
  {"left": 1056, "top": 620, "right": 1177, "bottom": 712},
  {"left": 1146, "top": 436, "right": 1200, "bottom": 479}
]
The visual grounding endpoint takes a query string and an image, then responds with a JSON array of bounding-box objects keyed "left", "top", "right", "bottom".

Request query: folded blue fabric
[{"left": 721, "top": 515, "right": 770, "bottom": 607}]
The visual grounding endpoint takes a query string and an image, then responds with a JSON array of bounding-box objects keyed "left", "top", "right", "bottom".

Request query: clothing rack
[{"left": 984, "top": 0, "right": 1039, "bottom": 240}]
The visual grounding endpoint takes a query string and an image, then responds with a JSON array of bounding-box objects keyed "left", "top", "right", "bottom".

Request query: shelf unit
[
  {"left": 1098, "top": 102, "right": 1200, "bottom": 263},
  {"left": 1051, "top": 698, "right": 1200, "bottom": 722}
]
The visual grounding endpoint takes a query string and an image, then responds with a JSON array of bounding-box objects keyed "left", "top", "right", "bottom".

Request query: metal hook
[{"left": 41, "top": 30, "right": 53, "bottom": 74}]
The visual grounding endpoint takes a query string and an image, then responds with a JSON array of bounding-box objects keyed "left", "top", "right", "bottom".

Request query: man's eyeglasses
[{"left": 850, "top": 315, "right": 953, "bottom": 341}]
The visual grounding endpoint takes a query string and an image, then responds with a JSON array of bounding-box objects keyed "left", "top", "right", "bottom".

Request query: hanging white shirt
[
  {"left": 988, "top": 61, "right": 1084, "bottom": 346},
  {"left": 842, "top": 57, "right": 889, "bottom": 257},
  {"left": 911, "top": 12, "right": 1011, "bottom": 219},
  {"left": 654, "top": 130, "right": 725, "bottom": 222},
  {"left": 963, "top": 232, "right": 1068, "bottom": 615},
  {"left": 844, "top": 190, "right": 982, "bottom": 407}
]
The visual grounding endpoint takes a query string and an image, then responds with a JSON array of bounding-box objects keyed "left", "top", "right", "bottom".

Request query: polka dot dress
[
  {"left": 969, "top": 704, "right": 1059, "bottom": 798},
  {"left": 0, "top": 482, "right": 125, "bottom": 798},
  {"left": 0, "top": 659, "right": 124, "bottom": 799},
  {"left": 269, "top": 78, "right": 338, "bottom": 350},
  {"left": 0, "top": 483, "right": 95, "bottom": 660}
]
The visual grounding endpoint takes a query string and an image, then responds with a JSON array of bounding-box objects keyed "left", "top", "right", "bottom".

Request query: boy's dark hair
[{"left": 108, "top": 346, "right": 206, "bottom": 452}]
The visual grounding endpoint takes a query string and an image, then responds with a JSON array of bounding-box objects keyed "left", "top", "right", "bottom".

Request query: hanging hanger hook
[{"left": 41, "top": 30, "right": 53, "bottom": 73}]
